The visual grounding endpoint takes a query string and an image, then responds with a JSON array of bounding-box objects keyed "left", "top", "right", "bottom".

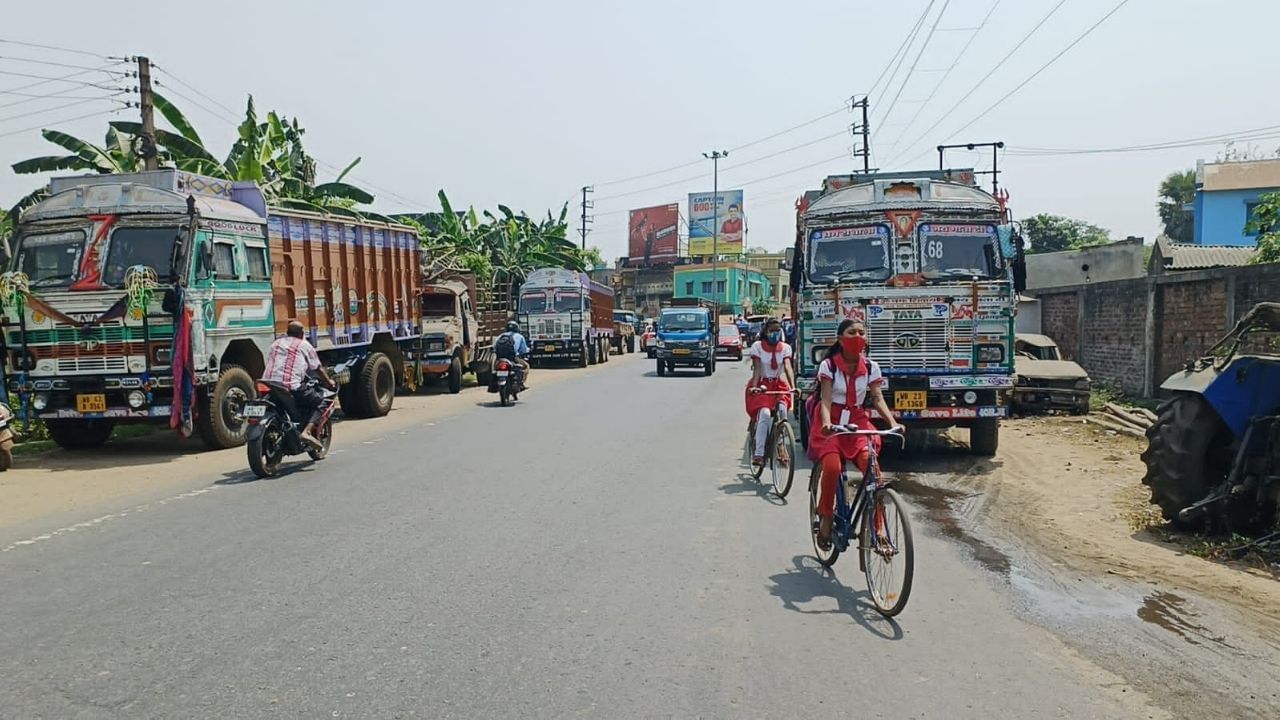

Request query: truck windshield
[
  {"left": 552, "top": 291, "right": 581, "bottom": 313},
  {"left": 918, "top": 224, "right": 1000, "bottom": 280},
  {"left": 103, "top": 227, "right": 181, "bottom": 287},
  {"left": 661, "top": 312, "right": 704, "bottom": 331},
  {"left": 808, "top": 225, "right": 890, "bottom": 283},
  {"left": 14, "top": 230, "right": 85, "bottom": 288},
  {"left": 519, "top": 292, "right": 547, "bottom": 313},
  {"left": 421, "top": 293, "right": 456, "bottom": 317}
]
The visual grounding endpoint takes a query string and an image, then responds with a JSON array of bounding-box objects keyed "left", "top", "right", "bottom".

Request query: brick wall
[
  {"left": 1082, "top": 281, "right": 1148, "bottom": 395},
  {"left": 1154, "top": 277, "right": 1229, "bottom": 382},
  {"left": 1038, "top": 291, "right": 1080, "bottom": 359}
]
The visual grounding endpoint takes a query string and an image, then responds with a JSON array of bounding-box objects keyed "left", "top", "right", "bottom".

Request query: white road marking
[{"left": 1, "top": 486, "right": 220, "bottom": 554}]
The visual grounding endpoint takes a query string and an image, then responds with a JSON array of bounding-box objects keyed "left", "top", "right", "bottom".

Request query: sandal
[
  {"left": 751, "top": 456, "right": 764, "bottom": 467},
  {"left": 816, "top": 515, "right": 833, "bottom": 551}
]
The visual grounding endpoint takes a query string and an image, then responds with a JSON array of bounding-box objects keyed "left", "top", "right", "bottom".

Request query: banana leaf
[{"left": 151, "top": 92, "right": 205, "bottom": 147}]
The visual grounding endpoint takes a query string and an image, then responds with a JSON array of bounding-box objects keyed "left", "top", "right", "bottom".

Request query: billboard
[
  {"left": 688, "top": 189, "right": 745, "bottom": 256},
  {"left": 628, "top": 204, "right": 680, "bottom": 266}
]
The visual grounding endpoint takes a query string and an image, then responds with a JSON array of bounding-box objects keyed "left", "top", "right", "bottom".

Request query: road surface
[{"left": 1, "top": 355, "right": 1169, "bottom": 718}]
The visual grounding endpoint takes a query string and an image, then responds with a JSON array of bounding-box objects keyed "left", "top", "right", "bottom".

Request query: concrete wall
[
  {"left": 1025, "top": 238, "right": 1145, "bottom": 290},
  {"left": 1030, "top": 263, "right": 1280, "bottom": 397},
  {"left": 1015, "top": 298, "right": 1041, "bottom": 334},
  {"left": 1193, "top": 187, "right": 1274, "bottom": 246}
]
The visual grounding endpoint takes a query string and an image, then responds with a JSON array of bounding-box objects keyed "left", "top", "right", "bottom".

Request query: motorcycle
[
  {"left": 243, "top": 365, "right": 348, "bottom": 478},
  {"left": 0, "top": 402, "right": 15, "bottom": 471},
  {"left": 488, "top": 358, "right": 525, "bottom": 407}
]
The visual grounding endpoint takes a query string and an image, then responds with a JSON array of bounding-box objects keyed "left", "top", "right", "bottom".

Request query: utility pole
[
  {"left": 578, "top": 185, "right": 593, "bottom": 252},
  {"left": 703, "top": 150, "right": 728, "bottom": 309},
  {"left": 850, "top": 96, "right": 872, "bottom": 174},
  {"left": 136, "top": 56, "right": 159, "bottom": 172}
]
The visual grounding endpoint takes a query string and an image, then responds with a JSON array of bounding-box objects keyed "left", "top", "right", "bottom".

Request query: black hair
[
  {"left": 822, "top": 318, "right": 861, "bottom": 361},
  {"left": 286, "top": 320, "right": 305, "bottom": 339}
]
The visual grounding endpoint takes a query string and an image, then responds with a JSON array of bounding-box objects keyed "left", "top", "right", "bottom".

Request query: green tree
[
  {"left": 582, "top": 246, "right": 605, "bottom": 269},
  {"left": 1021, "top": 213, "right": 1111, "bottom": 254},
  {"left": 1244, "top": 191, "right": 1280, "bottom": 264},
  {"left": 1157, "top": 169, "right": 1196, "bottom": 243}
]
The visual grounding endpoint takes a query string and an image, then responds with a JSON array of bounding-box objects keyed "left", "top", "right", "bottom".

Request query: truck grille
[
  {"left": 867, "top": 316, "right": 971, "bottom": 369},
  {"left": 535, "top": 318, "right": 565, "bottom": 337},
  {"left": 57, "top": 357, "right": 129, "bottom": 373}
]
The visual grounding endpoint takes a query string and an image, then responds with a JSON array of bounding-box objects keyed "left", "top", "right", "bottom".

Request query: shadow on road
[
  {"left": 718, "top": 472, "right": 786, "bottom": 506},
  {"left": 767, "top": 555, "right": 903, "bottom": 640},
  {"left": 215, "top": 461, "right": 318, "bottom": 486}
]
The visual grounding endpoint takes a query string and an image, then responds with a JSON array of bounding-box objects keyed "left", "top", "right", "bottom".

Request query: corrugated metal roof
[{"left": 1158, "top": 238, "right": 1255, "bottom": 270}]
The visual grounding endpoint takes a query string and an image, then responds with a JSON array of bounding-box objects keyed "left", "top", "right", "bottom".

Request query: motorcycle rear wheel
[{"left": 248, "top": 425, "right": 284, "bottom": 478}]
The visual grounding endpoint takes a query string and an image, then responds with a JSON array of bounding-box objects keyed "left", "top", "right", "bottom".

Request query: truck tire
[
  {"left": 359, "top": 352, "right": 396, "bottom": 417},
  {"left": 704, "top": 357, "right": 714, "bottom": 376},
  {"left": 447, "top": 355, "right": 463, "bottom": 394},
  {"left": 969, "top": 418, "right": 999, "bottom": 456},
  {"left": 628, "top": 336, "right": 636, "bottom": 353},
  {"left": 338, "top": 379, "right": 364, "bottom": 417},
  {"left": 1141, "top": 393, "right": 1235, "bottom": 528},
  {"left": 602, "top": 339, "right": 610, "bottom": 363},
  {"left": 581, "top": 343, "right": 591, "bottom": 367},
  {"left": 657, "top": 359, "right": 666, "bottom": 377},
  {"left": 197, "top": 364, "right": 254, "bottom": 449},
  {"left": 46, "top": 418, "right": 114, "bottom": 450},
  {"left": 474, "top": 360, "right": 493, "bottom": 388}
]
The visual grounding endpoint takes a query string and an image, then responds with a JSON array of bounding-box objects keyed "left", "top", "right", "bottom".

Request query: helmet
[{"left": 506, "top": 321, "right": 520, "bottom": 334}]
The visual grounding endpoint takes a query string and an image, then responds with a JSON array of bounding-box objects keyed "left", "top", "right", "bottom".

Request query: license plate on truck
[
  {"left": 544, "top": 345, "right": 556, "bottom": 352},
  {"left": 75, "top": 394, "right": 106, "bottom": 413},
  {"left": 673, "top": 348, "right": 691, "bottom": 356},
  {"left": 894, "top": 391, "right": 927, "bottom": 410}
]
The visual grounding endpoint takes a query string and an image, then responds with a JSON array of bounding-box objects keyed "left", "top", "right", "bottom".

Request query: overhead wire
[
  {"left": 0, "top": 37, "right": 109, "bottom": 58},
  {"left": 0, "top": 107, "right": 123, "bottom": 139},
  {"left": 0, "top": 62, "right": 128, "bottom": 97},
  {"left": 882, "top": 0, "right": 1069, "bottom": 168},
  {"left": 0, "top": 84, "right": 130, "bottom": 111},
  {"left": 1006, "top": 124, "right": 1280, "bottom": 156},
  {"left": 876, "top": 0, "right": 949, "bottom": 132},
  {"left": 0, "top": 92, "right": 130, "bottom": 125},
  {"left": 870, "top": 1, "right": 934, "bottom": 127},
  {"left": 150, "top": 64, "right": 241, "bottom": 118},
  {"left": 0, "top": 54, "right": 126, "bottom": 74},
  {"left": 0, "top": 66, "right": 126, "bottom": 91}
]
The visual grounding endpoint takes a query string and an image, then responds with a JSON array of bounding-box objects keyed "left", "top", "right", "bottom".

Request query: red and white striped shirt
[{"left": 263, "top": 336, "right": 322, "bottom": 390}]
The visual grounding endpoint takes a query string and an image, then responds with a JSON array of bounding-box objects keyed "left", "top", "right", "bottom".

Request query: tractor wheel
[{"left": 1141, "top": 393, "right": 1236, "bottom": 528}]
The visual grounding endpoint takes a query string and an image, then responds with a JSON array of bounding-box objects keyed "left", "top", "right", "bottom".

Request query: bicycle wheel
[
  {"left": 750, "top": 418, "right": 767, "bottom": 481},
  {"left": 808, "top": 463, "right": 839, "bottom": 567},
  {"left": 861, "top": 487, "right": 915, "bottom": 617},
  {"left": 771, "top": 420, "right": 796, "bottom": 498}
]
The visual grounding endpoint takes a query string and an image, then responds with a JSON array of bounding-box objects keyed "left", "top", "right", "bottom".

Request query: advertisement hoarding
[
  {"left": 688, "top": 190, "right": 744, "bottom": 256},
  {"left": 628, "top": 204, "right": 680, "bottom": 266}
]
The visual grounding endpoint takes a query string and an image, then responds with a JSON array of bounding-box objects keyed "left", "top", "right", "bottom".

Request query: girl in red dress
[{"left": 745, "top": 318, "right": 794, "bottom": 467}]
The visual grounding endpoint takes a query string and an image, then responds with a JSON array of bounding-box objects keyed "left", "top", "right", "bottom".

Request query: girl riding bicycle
[
  {"left": 746, "top": 318, "right": 794, "bottom": 468},
  {"left": 809, "top": 318, "right": 900, "bottom": 550}
]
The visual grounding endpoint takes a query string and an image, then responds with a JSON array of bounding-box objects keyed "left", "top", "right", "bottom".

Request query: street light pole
[{"left": 703, "top": 150, "right": 728, "bottom": 310}]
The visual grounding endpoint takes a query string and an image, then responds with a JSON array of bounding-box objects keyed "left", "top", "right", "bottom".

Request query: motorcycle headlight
[
  {"left": 31, "top": 393, "right": 49, "bottom": 411},
  {"left": 127, "top": 390, "right": 147, "bottom": 408}
]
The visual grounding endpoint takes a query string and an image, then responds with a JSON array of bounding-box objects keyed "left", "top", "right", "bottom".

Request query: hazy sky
[{"left": 3, "top": 0, "right": 1279, "bottom": 261}]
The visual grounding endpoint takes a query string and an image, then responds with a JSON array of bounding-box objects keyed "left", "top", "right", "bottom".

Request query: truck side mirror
[
  {"left": 782, "top": 247, "right": 794, "bottom": 271},
  {"left": 196, "top": 238, "right": 214, "bottom": 280},
  {"left": 1012, "top": 234, "right": 1027, "bottom": 294}
]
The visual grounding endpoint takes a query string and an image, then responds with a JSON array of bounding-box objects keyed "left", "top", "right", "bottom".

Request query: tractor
[{"left": 1142, "top": 302, "right": 1280, "bottom": 532}]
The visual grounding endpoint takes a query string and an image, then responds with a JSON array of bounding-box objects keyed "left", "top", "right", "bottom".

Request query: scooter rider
[
  {"left": 495, "top": 321, "right": 531, "bottom": 389},
  {"left": 262, "top": 320, "right": 334, "bottom": 448}
]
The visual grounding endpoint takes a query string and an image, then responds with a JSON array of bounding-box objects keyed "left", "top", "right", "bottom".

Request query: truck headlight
[
  {"left": 699, "top": 338, "right": 710, "bottom": 348},
  {"left": 31, "top": 393, "right": 49, "bottom": 410},
  {"left": 656, "top": 339, "right": 665, "bottom": 348},
  {"left": 963, "top": 390, "right": 978, "bottom": 405},
  {"left": 977, "top": 344, "right": 1005, "bottom": 363},
  {"left": 127, "top": 390, "right": 147, "bottom": 408}
]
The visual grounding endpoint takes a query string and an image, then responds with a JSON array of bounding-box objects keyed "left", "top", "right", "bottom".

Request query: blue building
[{"left": 1190, "top": 158, "right": 1280, "bottom": 246}]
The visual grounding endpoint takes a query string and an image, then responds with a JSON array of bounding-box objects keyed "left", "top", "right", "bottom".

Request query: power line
[
  {"left": 0, "top": 37, "right": 109, "bottom": 59},
  {"left": 0, "top": 66, "right": 125, "bottom": 91},
  {"left": 0, "top": 92, "right": 128, "bottom": 125},
  {"left": 1006, "top": 124, "right": 1280, "bottom": 156},
  {"left": 727, "top": 105, "right": 848, "bottom": 154},
  {"left": 877, "top": 0, "right": 948, "bottom": 131},
  {"left": 0, "top": 107, "right": 122, "bottom": 139},
  {"left": 871, "top": 2, "right": 934, "bottom": 126},
  {"left": 736, "top": 153, "right": 849, "bottom": 188},
  {"left": 0, "top": 84, "right": 129, "bottom": 111},
  {"left": 0, "top": 62, "right": 127, "bottom": 97},
  {"left": 0, "top": 54, "right": 127, "bottom": 74},
  {"left": 866, "top": 2, "right": 937, "bottom": 102},
  {"left": 150, "top": 64, "right": 241, "bottom": 118},
  {"left": 151, "top": 79, "right": 241, "bottom": 125},
  {"left": 883, "top": 0, "right": 1068, "bottom": 168}
]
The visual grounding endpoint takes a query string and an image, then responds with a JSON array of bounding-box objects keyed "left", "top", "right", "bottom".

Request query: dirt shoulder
[
  {"left": 975, "top": 415, "right": 1280, "bottom": 638},
  {"left": 0, "top": 356, "right": 638, "bottom": 538}
]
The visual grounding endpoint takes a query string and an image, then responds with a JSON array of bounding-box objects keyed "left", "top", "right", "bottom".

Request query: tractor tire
[
  {"left": 46, "top": 418, "right": 114, "bottom": 450},
  {"left": 447, "top": 356, "right": 463, "bottom": 394},
  {"left": 358, "top": 352, "right": 396, "bottom": 417},
  {"left": 969, "top": 418, "right": 999, "bottom": 456},
  {"left": 196, "top": 364, "right": 254, "bottom": 449},
  {"left": 1141, "top": 393, "right": 1235, "bottom": 527}
]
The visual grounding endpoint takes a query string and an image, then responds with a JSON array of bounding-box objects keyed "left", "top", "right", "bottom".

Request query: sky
[{"left": 3, "top": 0, "right": 1280, "bottom": 262}]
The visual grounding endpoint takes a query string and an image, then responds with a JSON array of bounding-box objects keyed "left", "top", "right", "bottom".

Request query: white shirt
[
  {"left": 263, "top": 336, "right": 322, "bottom": 390},
  {"left": 748, "top": 340, "right": 793, "bottom": 380},
  {"left": 817, "top": 356, "right": 884, "bottom": 424}
]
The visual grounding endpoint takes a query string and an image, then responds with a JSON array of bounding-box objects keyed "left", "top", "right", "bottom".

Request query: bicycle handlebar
[{"left": 826, "top": 424, "right": 906, "bottom": 438}]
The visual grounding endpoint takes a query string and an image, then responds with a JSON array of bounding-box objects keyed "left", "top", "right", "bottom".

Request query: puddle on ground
[
  {"left": 892, "top": 476, "right": 1011, "bottom": 576},
  {"left": 1137, "top": 591, "right": 1237, "bottom": 649}
]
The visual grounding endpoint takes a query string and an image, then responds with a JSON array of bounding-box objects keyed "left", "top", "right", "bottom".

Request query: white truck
[{"left": 517, "top": 268, "right": 615, "bottom": 367}]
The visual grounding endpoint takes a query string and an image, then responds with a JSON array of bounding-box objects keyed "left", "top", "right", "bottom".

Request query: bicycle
[
  {"left": 745, "top": 390, "right": 798, "bottom": 498},
  {"left": 807, "top": 424, "right": 914, "bottom": 617}
]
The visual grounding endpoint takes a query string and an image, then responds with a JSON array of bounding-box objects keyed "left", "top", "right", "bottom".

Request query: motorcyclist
[
  {"left": 262, "top": 320, "right": 334, "bottom": 448},
  {"left": 495, "top": 321, "right": 531, "bottom": 390}
]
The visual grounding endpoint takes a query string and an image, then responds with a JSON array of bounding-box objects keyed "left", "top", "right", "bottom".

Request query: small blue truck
[{"left": 654, "top": 298, "right": 718, "bottom": 377}]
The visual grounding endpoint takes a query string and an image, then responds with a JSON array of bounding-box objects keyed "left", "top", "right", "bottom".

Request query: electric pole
[
  {"left": 136, "top": 56, "right": 159, "bottom": 172},
  {"left": 703, "top": 150, "right": 727, "bottom": 308},
  {"left": 578, "top": 185, "right": 593, "bottom": 252},
  {"left": 850, "top": 96, "right": 871, "bottom": 174}
]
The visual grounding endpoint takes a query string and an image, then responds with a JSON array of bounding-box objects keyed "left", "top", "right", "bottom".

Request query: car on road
[
  {"left": 716, "top": 324, "right": 744, "bottom": 360},
  {"left": 1012, "top": 333, "right": 1091, "bottom": 415}
]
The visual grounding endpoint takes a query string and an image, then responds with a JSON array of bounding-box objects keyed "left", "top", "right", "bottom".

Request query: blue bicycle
[{"left": 807, "top": 425, "right": 914, "bottom": 617}]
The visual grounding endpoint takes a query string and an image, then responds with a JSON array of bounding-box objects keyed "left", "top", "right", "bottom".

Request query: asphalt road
[{"left": 0, "top": 355, "right": 1163, "bottom": 719}]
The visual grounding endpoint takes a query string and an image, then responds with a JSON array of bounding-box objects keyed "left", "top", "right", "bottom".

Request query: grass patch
[{"left": 1090, "top": 380, "right": 1159, "bottom": 412}]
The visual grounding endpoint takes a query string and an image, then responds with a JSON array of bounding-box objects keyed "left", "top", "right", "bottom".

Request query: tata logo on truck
[{"left": 893, "top": 333, "right": 921, "bottom": 349}]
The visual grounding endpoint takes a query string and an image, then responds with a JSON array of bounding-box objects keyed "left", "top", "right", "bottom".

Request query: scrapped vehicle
[
  {"left": 1012, "top": 333, "right": 1091, "bottom": 415},
  {"left": 716, "top": 323, "right": 744, "bottom": 360},
  {"left": 1143, "top": 302, "right": 1280, "bottom": 532}
]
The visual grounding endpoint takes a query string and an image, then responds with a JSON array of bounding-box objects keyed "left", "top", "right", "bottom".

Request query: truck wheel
[
  {"left": 474, "top": 360, "right": 493, "bottom": 387},
  {"left": 969, "top": 418, "right": 999, "bottom": 456},
  {"left": 46, "top": 418, "right": 115, "bottom": 450},
  {"left": 1141, "top": 393, "right": 1237, "bottom": 528},
  {"left": 581, "top": 344, "right": 591, "bottom": 368},
  {"left": 338, "top": 379, "right": 364, "bottom": 417},
  {"left": 359, "top": 352, "right": 396, "bottom": 417},
  {"left": 196, "top": 364, "right": 254, "bottom": 449},
  {"left": 704, "top": 358, "right": 714, "bottom": 376},
  {"left": 602, "top": 339, "right": 610, "bottom": 363},
  {"left": 628, "top": 336, "right": 636, "bottom": 353},
  {"left": 657, "top": 359, "right": 666, "bottom": 377},
  {"left": 447, "top": 356, "right": 463, "bottom": 394}
]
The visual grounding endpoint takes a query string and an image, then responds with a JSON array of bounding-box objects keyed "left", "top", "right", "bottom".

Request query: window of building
[
  {"left": 685, "top": 281, "right": 694, "bottom": 295},
  {"left": 1246, "top": 201, "right": 1261, "bottom": 235},
  {"left": 701, "top": 281, "right": 712, "bottom": 294},
  {"left": 716, "top": 280, "right": 726, "bottom": 294}
]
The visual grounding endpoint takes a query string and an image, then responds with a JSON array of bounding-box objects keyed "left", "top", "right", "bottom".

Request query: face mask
[
  {"left": 766, "top": 331, "right": 782, "bottom": 344},
  {"left": 839, "top": 335, "right": 867, "bottom": 357}
]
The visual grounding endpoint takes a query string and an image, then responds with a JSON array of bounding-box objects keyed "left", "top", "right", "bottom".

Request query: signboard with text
[{"left": 688, "top": 189, "right": 745, "bottom": 256}]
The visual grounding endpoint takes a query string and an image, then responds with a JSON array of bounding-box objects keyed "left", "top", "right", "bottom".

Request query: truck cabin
[
  {"left": 659, "top": 309, "right": 708, "bottom": 333},
  {"left": 14, "top": 223, "right": 187, "bottom": 291},
  {"left": 420, "top": 287, "right": 460, "bottom": 319},
  {"left": 518, "top": 288, "right": 583, "bottom": 315}
]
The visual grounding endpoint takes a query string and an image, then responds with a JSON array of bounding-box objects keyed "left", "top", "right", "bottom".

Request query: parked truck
[
  {"left": 654, "top": 297, "right": 719, "bottom": 377},
  {"left": 2, "top": 169, "right": 424, "bottom": 450},
  {"left": 517, "top": 267, "right": 614, "bottom": 367},
  {"left": 791, "top": 169, "right": 1026, "bottom": 455},
  {"left": 408, "top": 269, "right": 508, "bottom": 393},
  {"left": 612, "top": 308, "right": 638, "bottom": 354}
]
